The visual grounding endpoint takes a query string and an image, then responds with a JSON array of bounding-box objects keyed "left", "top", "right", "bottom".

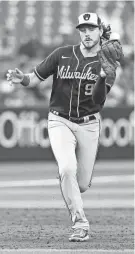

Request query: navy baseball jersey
[{"left": 34, "top": 45, "right": 112, "bottom": 118}]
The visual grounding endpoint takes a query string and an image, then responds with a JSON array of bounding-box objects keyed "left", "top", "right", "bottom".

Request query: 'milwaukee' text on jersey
[
  {"left": 34, "top": 45, "right": 112, "bottom": 118},
  {"left": 57, "top": 65, "right": 98, "bottom": 81}
]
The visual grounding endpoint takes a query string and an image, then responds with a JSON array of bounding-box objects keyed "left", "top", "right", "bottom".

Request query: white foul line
[{"left": 0, "top": 175, "right": 133, "bottom": 188}]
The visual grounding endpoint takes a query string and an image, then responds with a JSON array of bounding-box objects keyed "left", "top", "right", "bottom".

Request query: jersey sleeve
[{"left": 34, "top": 48, "right": 60, "bottom": 81}]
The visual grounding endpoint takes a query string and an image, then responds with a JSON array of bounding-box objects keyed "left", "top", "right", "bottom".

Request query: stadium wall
[{"left": 0, "top": 107, "right": 133, "bottom": 161}]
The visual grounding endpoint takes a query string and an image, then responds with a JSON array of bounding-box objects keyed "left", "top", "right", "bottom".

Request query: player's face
[{"left": 79, "top": 25, "right": 101, "bottom": 49}]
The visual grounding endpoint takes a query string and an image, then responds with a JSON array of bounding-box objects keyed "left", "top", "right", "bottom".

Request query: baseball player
[{"left": 7, "top": 13, "right": 123, "bottom": 242}]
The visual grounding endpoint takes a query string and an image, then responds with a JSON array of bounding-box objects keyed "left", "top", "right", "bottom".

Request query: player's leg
[
  {"left": 68, "top": 118, "right": 100, "bottom": 238},
  {"left": 48, "top": 113, "right": 88, "bottom": 232},
  {"left": 76, "top": 117, "right": 101, "bottom": 194},
  {"left": 68, "top": 117, "right": 100, "bottom": 239}
]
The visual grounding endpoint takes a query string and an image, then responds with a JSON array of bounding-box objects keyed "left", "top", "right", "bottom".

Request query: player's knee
[
  {"left": 59, "top": 161, "right": 77, "bottom": 178},
  {"left": 79, "top": 184, "right": 88, "bottom": 193}
]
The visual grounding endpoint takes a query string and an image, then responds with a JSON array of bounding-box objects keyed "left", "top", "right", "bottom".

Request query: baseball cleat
[{"left": 69, "top": 228, "right": 89, "bottom": 242}]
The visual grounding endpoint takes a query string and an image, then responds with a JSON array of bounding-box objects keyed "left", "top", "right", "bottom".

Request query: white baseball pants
[{"left": 48, "top": 112, "right": 101, "bottom": 230}]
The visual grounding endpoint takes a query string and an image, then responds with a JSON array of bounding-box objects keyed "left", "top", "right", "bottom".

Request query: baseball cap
[{"left": 76, "top": 12, "right": 100, "bottom": 29}]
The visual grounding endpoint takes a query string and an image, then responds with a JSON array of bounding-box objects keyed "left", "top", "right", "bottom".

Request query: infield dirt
[{"left": 0, "top": 208, "right": 134, "bottom": 250}]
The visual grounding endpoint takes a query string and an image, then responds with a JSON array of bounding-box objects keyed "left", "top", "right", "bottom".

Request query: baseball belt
[{"left": 50, "top": 109, "right": 96, "bottom": 124}]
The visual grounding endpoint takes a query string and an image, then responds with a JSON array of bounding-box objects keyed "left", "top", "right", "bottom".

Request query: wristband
[{"left": 20, "top": 74, "right": 30, "bottom": 86}]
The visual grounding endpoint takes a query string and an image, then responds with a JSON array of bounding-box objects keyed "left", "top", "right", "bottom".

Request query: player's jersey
[{"left": 34, "top": 45, "right": 112, "bottom": 118}]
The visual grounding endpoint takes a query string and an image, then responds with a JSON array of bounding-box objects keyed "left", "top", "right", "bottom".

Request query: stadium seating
[
  {"left": 0, "top": 1, "right": 134, "bottom": 107},
  {"left": 0, "top": 1, "right": 134, "bottom": 50}
]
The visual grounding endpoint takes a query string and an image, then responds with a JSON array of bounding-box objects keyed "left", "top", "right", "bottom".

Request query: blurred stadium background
[
  {"left": 0, "top": 1, "right": 134, "bottom": 210},
  {"left": 0, "top": 0, "right": 134, "bottom": 108}
]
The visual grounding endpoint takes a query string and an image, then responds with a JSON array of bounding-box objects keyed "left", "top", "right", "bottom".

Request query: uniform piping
[
  {"left": 88, "top": 117, "right": 101, "bottom": 188},
  {"left": 73, "top": 46, "right": 80, "bottom": 71},
  {"left": 69, "top": 46, "right": 80, "bottom": 117},
  {"left": 69, "top": 84, "right": 74, "bottom": 118},
  {"left": 34, "top": 67, "right": 45, "bottom": 81},
  {"left": 106, "top": 82, "right": 112, "bottom": 88}
]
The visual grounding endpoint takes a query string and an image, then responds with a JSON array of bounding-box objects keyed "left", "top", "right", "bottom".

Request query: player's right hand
[
  {"left": 100, "top": 68, "right": 106, "bottom": 78},
  {"left": 6, "top": 68, "right": 24, "bottom": 86}
]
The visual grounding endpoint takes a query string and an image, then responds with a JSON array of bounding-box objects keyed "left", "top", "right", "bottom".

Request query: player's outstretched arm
[{"left": 6, "top": 68, "right": 41, "bottom": 87}]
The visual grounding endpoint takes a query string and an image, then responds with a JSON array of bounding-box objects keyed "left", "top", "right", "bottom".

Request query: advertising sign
[{"left": 0, "top": 107, "right": 133, "bottom": 160}]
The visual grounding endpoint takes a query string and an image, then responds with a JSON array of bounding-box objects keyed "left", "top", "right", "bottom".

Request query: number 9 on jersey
[{"left": 85, "top": 83, "right": 94, "bottom": 96}]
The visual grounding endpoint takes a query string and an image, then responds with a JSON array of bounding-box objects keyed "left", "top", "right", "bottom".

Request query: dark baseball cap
[{"left": 76, "top": 12, "right": 100, "bottom": 29}]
